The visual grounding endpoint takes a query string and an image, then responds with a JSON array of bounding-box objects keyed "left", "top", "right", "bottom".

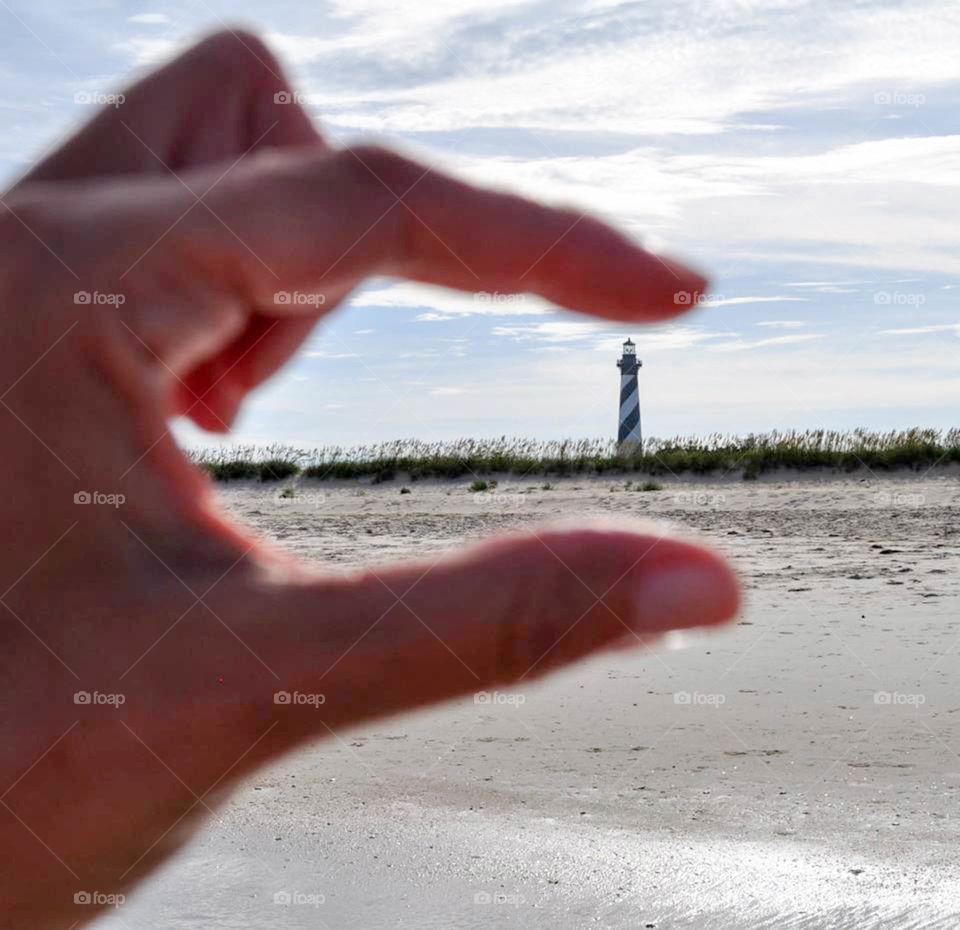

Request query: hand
[{"left": 0, "top": 30, "right": 739, "bottom": 927}]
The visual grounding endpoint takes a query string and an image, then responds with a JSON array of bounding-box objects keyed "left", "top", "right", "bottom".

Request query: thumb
[{"left": 199, "top": 524, "right": 739, "bottom": 751}]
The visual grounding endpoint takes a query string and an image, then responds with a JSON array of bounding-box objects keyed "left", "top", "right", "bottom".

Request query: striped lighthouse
[{"left": 616, "top": 338, "right": 642, "bottom": 448}]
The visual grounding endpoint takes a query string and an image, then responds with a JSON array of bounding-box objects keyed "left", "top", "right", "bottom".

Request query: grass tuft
[{"left": 189, "top": 429, "right": 960, "bottom": 483}]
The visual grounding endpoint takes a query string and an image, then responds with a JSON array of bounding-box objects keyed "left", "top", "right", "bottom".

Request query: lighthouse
[{"left": 616, "top": 338, "right": 642, "bottom": 448}]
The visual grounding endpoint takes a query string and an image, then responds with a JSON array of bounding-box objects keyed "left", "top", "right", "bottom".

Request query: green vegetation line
[{"left": 188, "top": 429, "right": 960, "bottom": 483}]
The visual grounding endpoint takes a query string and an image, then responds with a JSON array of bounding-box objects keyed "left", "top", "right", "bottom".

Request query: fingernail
[{"left": 632, "top": 562, "right": 739, "bottom": 632}]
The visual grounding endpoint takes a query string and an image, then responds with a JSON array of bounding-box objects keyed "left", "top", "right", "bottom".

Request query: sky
[{"left": 1, "top": 0, "right": 958, "bottom": 448}]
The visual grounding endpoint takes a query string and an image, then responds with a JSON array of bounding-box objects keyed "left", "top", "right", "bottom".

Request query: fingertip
[
  {"left": 534, "top": 525, "right": 739, "bottom": 635},
  {"left": 658, "top": 255, "right": 709, "bottom": 292},
  {"left": 629, "top": 548, "right": 741, "bottom": 633},
  {"left": 635, "top": 254, "right": 711, "bottom": 321},
  {"left": 547, "top": 215, "right": 711, "bottom": 322},
  {"left": 185, "top": 379, "right": 244, "bottom": 433}
]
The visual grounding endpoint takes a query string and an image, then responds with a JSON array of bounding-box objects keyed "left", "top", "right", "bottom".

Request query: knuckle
[
  {"left": 189, "top": 27, "right": 281, "bottom": 82},
  {"left": 0, "top": 196, "right": 72, "bottom": 296},
  {"left": 333, "top": 145, "right": 420, "bottom": 268},
  {"left": 340, "top": 144, "right": 416, "bottom": 191}
]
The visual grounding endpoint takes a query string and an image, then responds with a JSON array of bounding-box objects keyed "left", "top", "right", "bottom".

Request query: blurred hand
[{"left": 0, "top": 29, "right": 739, "bottom": 927}]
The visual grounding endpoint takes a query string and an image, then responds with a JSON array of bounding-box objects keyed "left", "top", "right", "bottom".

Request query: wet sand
[{"left": 94, "top": 470, "right": 960, "bottom": 928}]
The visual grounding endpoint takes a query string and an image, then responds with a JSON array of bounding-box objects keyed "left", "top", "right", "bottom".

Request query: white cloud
[
  {"left": 350, "top": 281, "right": 555, "bottom": 318},
  {"left": 111, "top": 37, "right": 178, "bottom": 66},
  {"left": 492, "top": 321, "right": 609, "bottom": 343},
  {"left": 707, "top": 334, "right": 823, "bottom": 352},
  {"left": 708, "top": 296, "right": 810, "bottom": 307},
  {"left": 303, "top": 351, "right": 360, "bottom": 358},
  {"left": 757, "top": 320, "right": 806, "bottom": 328},
  {"left": 784, "top": 282, "right": 866, "bottom": 287},
  {"left": 127, "top": 13, "right": 170, "bottom": 25},
  {"left": 282, "top": 2, "right": 960, "bottom": 139},
  {"left": 880, "top": 323, "right": 960, "bottom": 336},
  {"left": 492, "top": 321, "right": 741, "bottom": 352}
]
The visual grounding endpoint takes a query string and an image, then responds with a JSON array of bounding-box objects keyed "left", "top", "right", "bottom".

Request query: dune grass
[{"left": 189, "top": 429, "right": 960, "bottom": 483}]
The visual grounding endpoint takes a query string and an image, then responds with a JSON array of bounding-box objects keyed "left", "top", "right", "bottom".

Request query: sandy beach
[{"left": 92, "top": 469, "right": 960, "bottom": 928}]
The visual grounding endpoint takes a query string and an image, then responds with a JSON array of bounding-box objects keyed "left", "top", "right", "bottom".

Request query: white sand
[{"left": 94, "top": 470, "right": 960, "bottom": 928}]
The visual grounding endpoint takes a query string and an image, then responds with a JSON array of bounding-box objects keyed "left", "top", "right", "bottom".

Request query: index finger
[{"left": 187, "top": 144, "right": 708, "bottom": 322}]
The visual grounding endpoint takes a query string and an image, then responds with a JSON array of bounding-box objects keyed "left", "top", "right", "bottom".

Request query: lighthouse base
[{"left": 616, "top": 439, "right": 644, "bottom": 458}]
